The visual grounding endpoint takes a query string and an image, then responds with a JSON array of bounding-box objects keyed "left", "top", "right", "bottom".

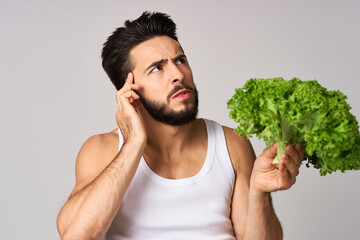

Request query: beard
[{"left": 136, "top": 83, "right": 199, "bottom": 126}]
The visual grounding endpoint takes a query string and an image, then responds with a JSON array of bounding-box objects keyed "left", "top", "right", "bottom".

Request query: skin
[{"left": 57, "top": 36, "right": 303, "bottom": 239}]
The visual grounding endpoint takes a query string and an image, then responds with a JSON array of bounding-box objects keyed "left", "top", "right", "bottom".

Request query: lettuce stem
[{"left": 273, "top": 139, "right": 287, "bottom": 167}]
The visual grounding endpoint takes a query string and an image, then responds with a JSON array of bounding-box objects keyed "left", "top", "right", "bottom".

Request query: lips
[{"left": 172, "top": 89, "right": 191, "bottom": 99}]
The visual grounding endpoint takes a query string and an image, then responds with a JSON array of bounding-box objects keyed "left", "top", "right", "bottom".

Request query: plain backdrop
[{"left": 1, "top": 0, "right": 359, "bottom": 239}]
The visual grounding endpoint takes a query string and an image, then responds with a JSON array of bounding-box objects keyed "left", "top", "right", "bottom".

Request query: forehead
[{"left": 130, "top": 36, "right": 183, "bottom": 69}]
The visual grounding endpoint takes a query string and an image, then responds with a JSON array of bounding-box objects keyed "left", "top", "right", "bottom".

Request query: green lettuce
[{"left": 227, "top": 77, "right": 360, "bottom": 176}]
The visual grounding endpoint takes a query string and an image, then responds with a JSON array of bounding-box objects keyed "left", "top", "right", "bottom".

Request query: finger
[
  {"left": 279, "top": 158, "right": 291, "bottom": 186},
  {"left": 261, "top": 143, "right": 277, "bottom": 159},
  {"left": 295, "top": 143, "right": 304, "bottom": 161},
  {"left": 286, "top": 145, "right": 302, "bottom": 167},
  {"left": 116, "top": 86, "right": 140, "bottom": 105},
  {"left": 282, "top": 152, "right": 300, "bottom": 177},
  {"left": 129, "top": 94, "right": 141, "bottom": 104},
  {"left": 116, "top": 90, "right": 139, "bottom": 107},
  {"left": 124, "top": 72, "right": 134, "bottom": 86},
  {"left": 117, "top": 84, "right": 140, "bottom": 97},
  {"left": 121, "top": 90, "right": 140, "bottom": 101}
]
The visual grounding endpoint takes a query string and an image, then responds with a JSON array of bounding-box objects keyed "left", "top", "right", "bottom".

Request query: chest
[
  {"left": 106, "top": 155, "right": 236, "bottom": 239},
  {"left": 144, "top": 142, "right": 208, "bottom": 179}
]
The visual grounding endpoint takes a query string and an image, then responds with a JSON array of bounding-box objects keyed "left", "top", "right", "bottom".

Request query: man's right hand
[
  {"left": 57, "top": 74, "right": 147, "bottom": 238},
  {"left": 115, "top": 72, "right": 147, "bottom": 147}
]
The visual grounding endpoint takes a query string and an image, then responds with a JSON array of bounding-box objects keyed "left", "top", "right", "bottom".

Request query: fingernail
[{"left": 287, "top": 145, "right": 294, "bottom": 153}]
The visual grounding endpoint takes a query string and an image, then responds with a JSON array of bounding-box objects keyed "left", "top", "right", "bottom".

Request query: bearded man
[{"left": 57, "top": 12, "right": 303, "bottom": 240}]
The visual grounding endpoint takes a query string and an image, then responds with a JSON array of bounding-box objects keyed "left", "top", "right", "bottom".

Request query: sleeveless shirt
[{"left": 105, "top": 119, "right": 236, "bottom": 240}]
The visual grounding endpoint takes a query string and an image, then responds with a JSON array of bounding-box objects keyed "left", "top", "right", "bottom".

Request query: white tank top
[{"left": 106, "top": 119, "right": 236, "bottom": 240}]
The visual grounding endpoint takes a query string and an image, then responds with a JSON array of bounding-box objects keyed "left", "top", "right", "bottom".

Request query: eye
[
  {"left": 175, "top": 58, "right": 186, "bottom": 65},
  {"left": 151, "top": 65, "right": 162, "bottom": 73}
]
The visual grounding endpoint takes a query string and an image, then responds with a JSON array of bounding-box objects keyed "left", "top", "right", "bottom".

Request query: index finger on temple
[{"left": 124, "top": 72, "right": 134, "bottom": 85}]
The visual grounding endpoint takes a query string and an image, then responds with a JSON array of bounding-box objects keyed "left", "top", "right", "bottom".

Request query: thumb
[{"left": 261, "top": 143, "right": 277, "bottom": 159}]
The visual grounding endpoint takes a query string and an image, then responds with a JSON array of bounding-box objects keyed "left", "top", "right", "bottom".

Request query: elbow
[
  {"left": 58, "top": 231, "right": 77, "bottom": 240},
  {"left": 56, "top": 216, "right": 81, "bottom": 240},
  {"left": 59, "top": 231, "right": 104, "bottom": 240},
  {"left": 56, "top": 211, "right": 67, "bottom": 239},
  {"left": 57, "top": 214, "right": 104, "bottom": 240},
  {"left": 57, "top": 209, "right": 76, "bottom": 240},
  {"left": 57, "top": 224, "right": 81, "bottom": 240}
]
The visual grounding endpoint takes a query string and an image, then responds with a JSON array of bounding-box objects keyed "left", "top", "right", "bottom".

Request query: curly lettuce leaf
[{"left": 227, "top": 77, "right": 360, "bottom": 176}]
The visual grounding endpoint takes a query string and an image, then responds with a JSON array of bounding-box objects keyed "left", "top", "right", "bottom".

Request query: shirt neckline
[{"left": 139, "top": 119, "right": 215, "bottom": 187}]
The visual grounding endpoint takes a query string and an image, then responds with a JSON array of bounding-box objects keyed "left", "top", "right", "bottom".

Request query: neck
[{"left": 138, "top": 108, "right": 204, "bottom": 163}]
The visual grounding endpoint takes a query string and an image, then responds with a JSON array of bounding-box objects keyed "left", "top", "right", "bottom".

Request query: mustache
[
  {"left": 134, "top": 83, "right": 194, "bottom": 103},
  {"left": 166, "top": 83, "right": 194, "bottom": 101}
]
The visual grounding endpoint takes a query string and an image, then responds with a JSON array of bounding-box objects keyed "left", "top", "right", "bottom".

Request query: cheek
[
  {"left": 183, "top": 67, "right": 194, "bottom": 81},
  {"left": 140, "top": 84, "right": 168, "bottom": 101},
  {"left": 141, "top": 74, "right": 169, "bottom": 96}
]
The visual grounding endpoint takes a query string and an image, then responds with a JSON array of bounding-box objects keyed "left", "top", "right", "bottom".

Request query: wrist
[
  {"left": 249, "top": 189, "right": 271, "bottom": 203},
  {"left": 249, "top": 188, "right": 272, "bottom": 211},
  {"left": 249, "top": 185, "right": 269, "bottom": 198},
  {"left": 123, "top": 136, "right": 146, "bottom": 153},
  {"left": 249, "top": 177, "right": 271, "bottom": 201}
]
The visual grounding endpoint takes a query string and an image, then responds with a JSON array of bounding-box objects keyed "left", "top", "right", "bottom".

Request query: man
[{"left": 57, "top": 12, "right": 303, "bottom": 239}]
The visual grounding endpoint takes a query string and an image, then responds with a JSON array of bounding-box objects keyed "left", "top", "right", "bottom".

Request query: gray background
[{"left": 1, "top": 0, "right": 359, "bottom": 239}]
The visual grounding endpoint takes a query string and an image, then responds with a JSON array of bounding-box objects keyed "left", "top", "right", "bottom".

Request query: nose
[{"left": 168, "top": 62, "right": 184, "bottom": 84}]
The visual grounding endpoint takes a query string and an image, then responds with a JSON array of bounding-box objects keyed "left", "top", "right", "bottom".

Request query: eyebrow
[{"left": 144, "top": 54, "right": 186, "bottom": 73}]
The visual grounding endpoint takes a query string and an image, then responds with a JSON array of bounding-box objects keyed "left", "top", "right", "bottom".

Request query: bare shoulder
[
  {"left": 222, "top": 126, "right": 256, "bottom": 177},
  {"left": 70, "top": 128, "right": 119, "bottom": 196}
]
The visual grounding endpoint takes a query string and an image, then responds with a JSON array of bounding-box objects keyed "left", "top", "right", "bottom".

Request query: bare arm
[
  {"left": 57, "top": 138, "right": 144, "bottom": 239},
  {"left": 57, "top": 73, "right": 146, "bottom": 239},
  {"left": 225, "top": 127, "right": 303, "bottom": 240},
  {"left": 243, "top": 143, "right": 303, "bottom": 240},
  {"left": 243, "top": 191, "right": 282, "bottom": 239}
]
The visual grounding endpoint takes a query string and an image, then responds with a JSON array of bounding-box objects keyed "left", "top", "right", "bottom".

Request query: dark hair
[{"left": 101, "top": 11, "right": 179, "bottom": 90}]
